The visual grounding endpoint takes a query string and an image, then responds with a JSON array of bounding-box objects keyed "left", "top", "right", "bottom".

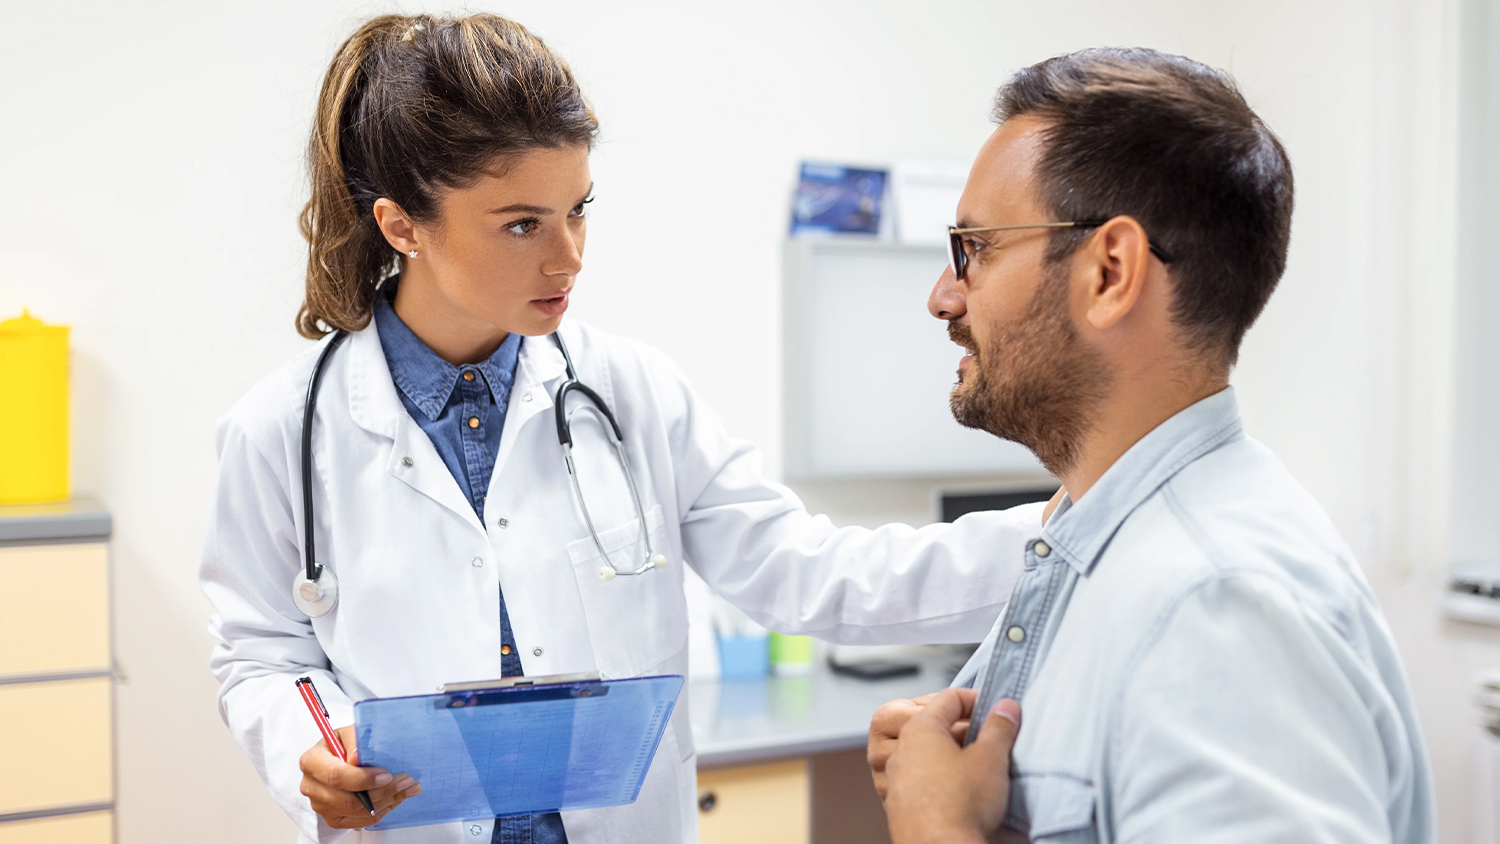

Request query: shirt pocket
[
  {"left": 1005, "top": 772, "right": 1098, "bottom": 842},
  {"left": 566, "top": 504, "right": 687, "bottom": 679}
]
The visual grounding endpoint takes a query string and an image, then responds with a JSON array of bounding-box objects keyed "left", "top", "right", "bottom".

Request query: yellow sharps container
[{"left": 0, "top": 310, "right": 70, "bottom": 503}]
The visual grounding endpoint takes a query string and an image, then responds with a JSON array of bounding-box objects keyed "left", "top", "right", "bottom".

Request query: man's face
[{"left": 929, "top": 117, "right": 1109, "bottom": 475}]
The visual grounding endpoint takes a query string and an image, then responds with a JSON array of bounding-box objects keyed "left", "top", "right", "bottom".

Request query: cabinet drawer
[
  {"left": 697, "top": 759, "right": 809, "bottom": 844},
  {"left": 0, "top": 811, "right": 111, "bottom": 844},
  {"left": 0, "top": 544, "right": 109, "bottom": 679},
  {"left": 0, "top": 678, "right": 112, "bottom": 816}
]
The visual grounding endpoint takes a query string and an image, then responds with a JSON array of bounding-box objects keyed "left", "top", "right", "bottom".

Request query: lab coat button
[
  {"left": 469, "top": 824, "right": 483, "bottom": 836},
  {"left": 401, "top": 457, "right": 413, "bottom": 468},
  {"left": 471, "top": 557, "right": 483, "bottom": 567},
  {"left": 522, "top": 392, "right": 533, "bottom": 402},
  {"left": 1033, "top": 540, "right": 1051, "bottom": 557},
  {"left": 533, "top": 647, "right": 543, "bottom": 657},
  {"left": 497, "top": 517, "right": 509, "bottom": 528},
  {"left": 1007, "top": 626, "right": 1026, "bottom": 643}
]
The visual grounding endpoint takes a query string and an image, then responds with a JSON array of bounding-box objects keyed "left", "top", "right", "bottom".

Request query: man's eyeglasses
[{"left": 947, "top": 220, "right": 1176, "bottom": 281}]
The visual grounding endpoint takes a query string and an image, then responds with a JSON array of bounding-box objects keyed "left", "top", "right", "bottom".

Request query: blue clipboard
[{"left": 354, "top": 674, "right": 684, "bottom": 830}]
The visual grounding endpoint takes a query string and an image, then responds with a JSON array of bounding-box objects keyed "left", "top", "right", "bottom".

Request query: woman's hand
[{"left": 298, "top": 725, "right": 422, "bottom": 829}]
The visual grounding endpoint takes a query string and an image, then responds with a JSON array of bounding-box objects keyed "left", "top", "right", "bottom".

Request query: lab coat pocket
[
  {"left": 567, "top": 505, "right": 687, "bottom": 679},
  {"left": 1004, "top": 772, "right": 1097, "bottom": 842}
]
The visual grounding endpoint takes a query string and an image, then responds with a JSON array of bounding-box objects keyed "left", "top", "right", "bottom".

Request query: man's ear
[
  {"left": 1078, "top": 216, "right": 1154, "bottom": 331},
  {"left": 372, "top": 198, "right": 420, "bottom": 255}
]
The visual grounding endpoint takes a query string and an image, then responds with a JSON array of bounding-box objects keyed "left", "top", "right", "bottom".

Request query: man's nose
[{"left": 929, "top": 265, "right": 966, "bottom": 321}]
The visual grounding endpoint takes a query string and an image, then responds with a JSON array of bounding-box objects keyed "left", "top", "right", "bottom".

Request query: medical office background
[{"left": 1, "top": 0, "right": 1498, "bottom": 841}]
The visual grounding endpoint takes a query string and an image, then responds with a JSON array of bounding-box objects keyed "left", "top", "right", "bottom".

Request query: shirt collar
[
  {"left": 1042, "top": 386, "right": 1244, "bottom": 577},
  {"left": 371, "top": 291, "right": 523, "bottom": 421}
]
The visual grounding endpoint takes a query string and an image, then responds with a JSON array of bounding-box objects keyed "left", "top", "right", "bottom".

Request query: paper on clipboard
[{"left": 354, "top": 674, "right": 684, "bottom": 830}]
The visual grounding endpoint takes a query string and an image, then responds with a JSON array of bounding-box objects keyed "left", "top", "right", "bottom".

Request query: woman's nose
[
  {"left": 929, "top": 265, "right": 966, "bottom": 321},
  {"left": 546, "top": 225, "right": 585, "bottom": 276}
]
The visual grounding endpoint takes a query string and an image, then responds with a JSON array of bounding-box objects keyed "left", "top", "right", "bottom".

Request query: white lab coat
[{"left": 200, "top": 317, "right": 1042, "bottom": 844}]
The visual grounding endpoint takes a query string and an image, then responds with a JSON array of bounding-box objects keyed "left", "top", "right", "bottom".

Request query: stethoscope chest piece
[{"left": 292, "top": 567, "right": 339, "bottom": 617}]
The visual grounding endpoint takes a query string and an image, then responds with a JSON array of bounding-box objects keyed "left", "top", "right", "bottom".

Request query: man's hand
[
  {"left": 880, "top": 688, "right": 1021, "bottom": 844},
  {"left": 868, "top": 692, "right": 971, "bottom": 799},
  {"left": 298, "top": 725, "right": 422, "bottom": 829}
]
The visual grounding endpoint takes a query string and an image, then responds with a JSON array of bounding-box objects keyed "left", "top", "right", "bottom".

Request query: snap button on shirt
[
  {"left": 1033, "top": 540, "right": 1051, "bottom": 557},
  {"left": 1007, "top": 626, "right": 1026, "bottom": 643}
]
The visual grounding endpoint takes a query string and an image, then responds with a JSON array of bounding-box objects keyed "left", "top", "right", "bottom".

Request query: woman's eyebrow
[
  {"left": 488, "top": 202, "right": 552, "bottom": 215},
  {"left": 486, "top": 184, "right": 593, "bottom": 216}
]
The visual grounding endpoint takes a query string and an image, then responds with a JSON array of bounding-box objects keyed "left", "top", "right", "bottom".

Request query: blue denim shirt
[
  {"left": 956, "top": 388, "right": 1434, "bottom": 843},
  {"left": 373, "top": 292, "right": 568, "bottom": 844}
]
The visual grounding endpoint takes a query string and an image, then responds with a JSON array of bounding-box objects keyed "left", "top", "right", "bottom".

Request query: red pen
[{"left": 296, "top": 676, "right": 376, "bottom": 815}]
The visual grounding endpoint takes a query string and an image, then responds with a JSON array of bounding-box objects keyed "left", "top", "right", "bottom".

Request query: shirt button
[
  {"left": 497, "top": 517, "right": 509, "bottom": 528},
  {"left": 401, "top": 457, "right": 413, "bottom": 468},
  {"left": 1007, "top": 626, "right": 1026, "bottom": 643},
  {"left": 501, "top": 644, "right": 512, "bottom": 655},
  {"left": 1033, "top": 540, "right": 1051, "bottom": 557},
  {"left": 471, "top": 557, "right": 483, "bottom": 567},
  {"left": 533, "top": 647, "right": 543, "bottom": 657},
  {"left": 468, "top": 417, "right": 480, "bottom": 429},
  {"left": 463, "top": 371, "right": 475, "bottom": 382}
]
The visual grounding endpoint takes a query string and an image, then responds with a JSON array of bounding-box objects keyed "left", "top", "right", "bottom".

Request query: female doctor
[{"left": 199, "top": 12, "right": 1040, "bottom": 844}]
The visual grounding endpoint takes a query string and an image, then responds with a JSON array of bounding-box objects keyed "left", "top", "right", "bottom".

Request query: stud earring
[{"left": 407, "top": 250, "right": 419, "bottom": 258}]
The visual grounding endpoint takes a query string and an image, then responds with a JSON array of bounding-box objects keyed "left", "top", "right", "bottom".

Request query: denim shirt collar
[
  {"left": 1042, "top": 386, "right": 1244, "bottom": 577},
  {"left": 371, "top": 291, "right": 523, "bottom": 422}
]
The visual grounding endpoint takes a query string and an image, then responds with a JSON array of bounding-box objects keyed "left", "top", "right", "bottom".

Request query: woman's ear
[
  {"left": 1081, "top": 216, "right": 1153, "bottom": 331},
  {"left": 372, "top": 198, "right": 420, "bottom": 255}
]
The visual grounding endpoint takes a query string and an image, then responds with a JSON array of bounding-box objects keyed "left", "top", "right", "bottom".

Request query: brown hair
[
  {"left": 296, "top": 14, "right": 598, "bottom": 338},
  {"left": 995, "top": 48, "right": 1294, "bottom": 366}
]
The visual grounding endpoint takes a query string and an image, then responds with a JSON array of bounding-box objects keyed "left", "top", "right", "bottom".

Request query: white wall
[{"left": 1, "top": 1, "right": 1494, "bottom": 842}]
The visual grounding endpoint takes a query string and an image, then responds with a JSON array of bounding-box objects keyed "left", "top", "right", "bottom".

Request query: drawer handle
[{"left": 697, "top": 789, "right": 717, "bottom": 813}]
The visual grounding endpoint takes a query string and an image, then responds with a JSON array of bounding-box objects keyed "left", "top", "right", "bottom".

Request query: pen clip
[{"left": 297, "top": 676, "right": 330, "bottom": 718}]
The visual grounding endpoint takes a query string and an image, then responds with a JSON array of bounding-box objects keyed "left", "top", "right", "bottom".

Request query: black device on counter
[{"left": 827, "top": 657, "right": 921, "bottom": 681}]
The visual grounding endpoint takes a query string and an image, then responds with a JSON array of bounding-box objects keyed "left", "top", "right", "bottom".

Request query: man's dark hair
[{"left": 996, "top": 48, "right": 1294, "bottom": 366}]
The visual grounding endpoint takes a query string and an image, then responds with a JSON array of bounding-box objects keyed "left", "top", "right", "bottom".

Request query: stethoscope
[{"left": 291, "top": 330, "right": 666, "bottom": 618}]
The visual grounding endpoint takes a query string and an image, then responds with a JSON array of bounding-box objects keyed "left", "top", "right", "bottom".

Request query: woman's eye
[
  {"left": 507, "top": 218, "right": 539, "bottom": 236},
  {"left": 570, "top": 196, "right": 595, "bottom": 217}
]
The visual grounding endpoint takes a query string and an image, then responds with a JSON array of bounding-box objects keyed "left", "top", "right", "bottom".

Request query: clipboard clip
[{"left": 437, "top": 672, "right": 609, "bottom": 710}]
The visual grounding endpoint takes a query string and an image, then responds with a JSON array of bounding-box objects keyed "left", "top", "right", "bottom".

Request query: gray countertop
[
  {"left": 689, "top": 658, "right": 961, "bottom": 768},
  {"left": 0, "top": 496, "right": 111, "bottom": 543}
]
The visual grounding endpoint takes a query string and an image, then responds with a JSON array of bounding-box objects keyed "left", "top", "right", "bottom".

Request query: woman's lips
[{"left": 531, "top": 291, "right": 570, "bottom": 318}]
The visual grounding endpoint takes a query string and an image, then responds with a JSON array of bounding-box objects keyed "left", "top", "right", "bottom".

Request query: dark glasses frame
[{"left": 947, "top": 220, "right": 1175, "bottom": 280}]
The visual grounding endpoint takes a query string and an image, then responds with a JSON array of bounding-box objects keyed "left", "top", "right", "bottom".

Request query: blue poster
[{"left": 791, "top": 162, "right": 887, "bottom": 236}]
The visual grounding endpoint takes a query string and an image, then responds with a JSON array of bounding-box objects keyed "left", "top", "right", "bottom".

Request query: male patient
[{"left": 867, "top": 48, "right": 1434, "bottom": 843}]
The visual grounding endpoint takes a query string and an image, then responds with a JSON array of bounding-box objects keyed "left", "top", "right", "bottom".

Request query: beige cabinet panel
[
  {"left": 697, "top": 759, "right": 809, "bottom": 844},
  {"left": 0, "top": 678, "right": 112, "bottom": 815},
  {"left": 0, "top": 544, "right": 109, "bottom": 679},
  {"left": 0, "top": 811, "right": 111, "bottom": 844}
]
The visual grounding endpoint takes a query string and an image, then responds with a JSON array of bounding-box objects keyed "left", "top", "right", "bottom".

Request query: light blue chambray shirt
[{"left": 954, "top": 388, "right": 1435, "bottom": 843}]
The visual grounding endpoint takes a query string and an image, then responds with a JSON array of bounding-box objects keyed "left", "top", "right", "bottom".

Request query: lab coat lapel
[
  {"left": 491, "top": 330, "right": 568, "bottom": 483},
  {"left": 344, "top": 323, "right": 486, "bottom": 533}
]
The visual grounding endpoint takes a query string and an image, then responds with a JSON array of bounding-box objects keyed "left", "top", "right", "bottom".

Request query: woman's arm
[
  {"left": 652, "top": 351, "right": 1042, "bottom": 644},
  {"left": 199, "top": 416, "right": 404, "bottom": 840}
]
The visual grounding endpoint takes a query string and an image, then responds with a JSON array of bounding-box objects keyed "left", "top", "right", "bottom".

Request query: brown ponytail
[{"left": 295, "top": 14, "right": 598, "bottom": 339}]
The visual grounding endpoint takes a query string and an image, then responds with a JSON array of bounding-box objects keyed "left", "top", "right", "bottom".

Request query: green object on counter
[{"left": 769, "top": 632, "right": 814, "bottom": 673}]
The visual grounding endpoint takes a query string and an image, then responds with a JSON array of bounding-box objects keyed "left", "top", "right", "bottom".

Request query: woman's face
[{"left": 378, "top": 144, "right": 593, "bottom": 354}]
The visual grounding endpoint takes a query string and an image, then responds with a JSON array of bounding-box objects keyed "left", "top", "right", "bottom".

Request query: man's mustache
[{"left": 947, "top": 319, "right": 977, "bottom": 357}]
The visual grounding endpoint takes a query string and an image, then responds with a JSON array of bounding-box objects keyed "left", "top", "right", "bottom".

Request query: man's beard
[{"left": 947, "top": 267, "right": 1109, "bottom": 477}]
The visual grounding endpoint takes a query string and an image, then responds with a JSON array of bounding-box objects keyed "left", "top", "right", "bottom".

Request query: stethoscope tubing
[{"left": 294, "top": 328, "right": 662, "bottom": 617}]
